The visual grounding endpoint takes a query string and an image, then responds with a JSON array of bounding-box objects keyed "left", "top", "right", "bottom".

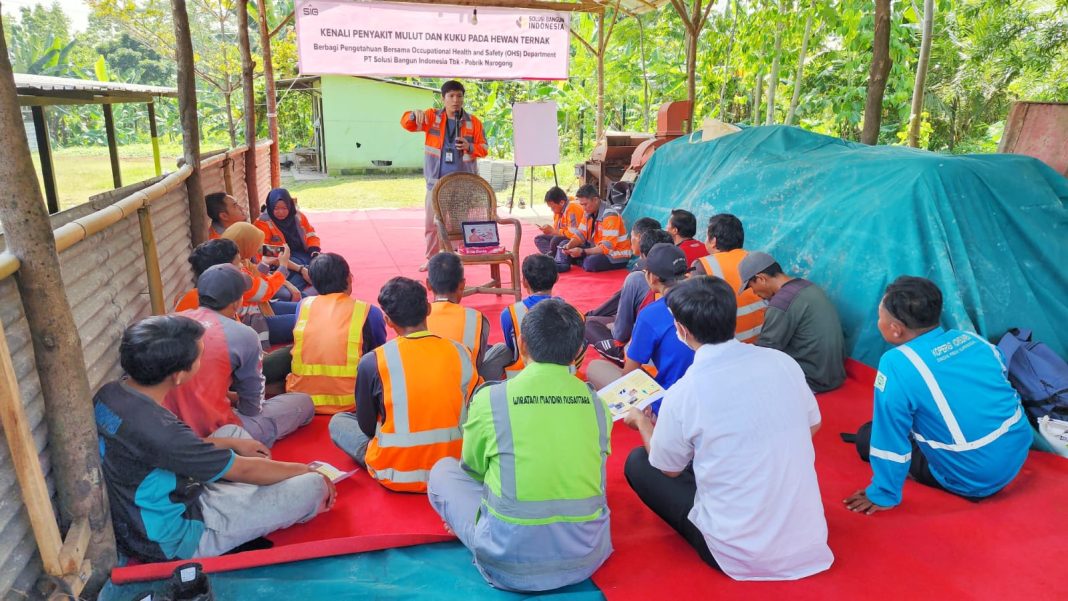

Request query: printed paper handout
[
  {"left": 308, "top": 461, "right": 358, "bottom": 484},
  {"left": 597, "top": 370, "right": 665, "bottom": 421}
]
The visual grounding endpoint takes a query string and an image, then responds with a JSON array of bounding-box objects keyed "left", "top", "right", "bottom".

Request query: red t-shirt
[{"left": 678, "top": 239, "right": 709, "bottom": 268}]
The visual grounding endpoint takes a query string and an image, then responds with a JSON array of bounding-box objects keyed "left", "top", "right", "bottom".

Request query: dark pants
[
  {"left": 588, "top": 290, "right": 622, "bottom": 318},
  {"left": 584, "top": 315, "right": 614, "bottom": 349},
  {"left": 262, "top": 346, "right": 293, "bottom": 386},
  {"left": 576, "top": 253, "right": 629, "bottom": 273},
  {"left": 624, "top": 447, "right": 722, "bottom": 570},
  {"left": 266, "top": 300, "right": 299, "bottom": 345},
  {"left": 534, "top": 234, "right": 569, "bottom": 255},
  {"left": 854, "top": 422, "right": 987, "bottom": 502}
]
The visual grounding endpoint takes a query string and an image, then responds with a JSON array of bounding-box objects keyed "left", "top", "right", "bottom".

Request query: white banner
[{"left": 295, "top": 1, "right": 571, "bottom": 80}]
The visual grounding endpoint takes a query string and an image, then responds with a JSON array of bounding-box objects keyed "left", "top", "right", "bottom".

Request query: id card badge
[{"left": 444, "top": 149, "right": 455, "bottom": 163}]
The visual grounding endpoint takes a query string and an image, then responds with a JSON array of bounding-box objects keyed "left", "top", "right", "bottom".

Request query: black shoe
[
  {"left": 593, "top": 339, "right": 625, "bottom": 367},
  {"left": 166, "top": 562, "right": 214, "bottom": 601}
]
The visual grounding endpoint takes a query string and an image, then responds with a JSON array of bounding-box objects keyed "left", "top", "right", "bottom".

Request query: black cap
[
  {"left": 197, "top": 264, "right": 251, "bottom": 307},
  {"left": 636, "top": 243, "right": 692, "bottom": 281}
]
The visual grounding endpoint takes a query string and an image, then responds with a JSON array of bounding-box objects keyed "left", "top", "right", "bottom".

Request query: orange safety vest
[
  {"left": 285, "top": 294, "right": 370, "bottom": 414},
  {"left": 254, "top": 211, "right": 321, "bottom": 251},
  {"left": 697, "top": 249, "right": 767, "bottom": 343},
  {"left": 400, "top": 108, "right": 488, "bottom": 184},
  {"left": 553, "top": 201, "right": 586, "bottom": 238},
  {"left": 572, "top": 204, "right": 632, "bottom": 261},
  {"left": 364, "top": 332, "right": 478, "bottom": 492},
  {"left": 426, "top": 301, "right": 484, "bottom": 360}
]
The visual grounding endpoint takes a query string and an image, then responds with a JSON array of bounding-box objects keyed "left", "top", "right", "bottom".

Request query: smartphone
[
  {"left": 262, "top": 244, "right": 284, "bottom": 256},
  {"left": 454, "top": 137, "right": 464, "bottom": 149}
]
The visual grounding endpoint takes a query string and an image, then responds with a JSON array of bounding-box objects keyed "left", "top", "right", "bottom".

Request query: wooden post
[
  {"left": 103, "top": 104, "right": 122, "bottom": 188},
  {"left": 0, "top": 22, "right": 116, "bottom": 595},
  {"left": 31, "top": 106, "right": 59, "bottom": 213},
  {"left": 148, "top": 101, "right": 162, "bottom": 176},
  {"left": 861, "top": 0, "right": 892, "bottom": 145},
  {"left": 257, "top": 0, "right": 281, "bottom": 188},
  {"left": 238, "top": 0, "right": 259, "bottom": 210},
  {"left": 172, "top": 0, "right": 208, "bottom": 245},
  {"left": 138, "top": 208, "right": 166, "bottom": 315}
]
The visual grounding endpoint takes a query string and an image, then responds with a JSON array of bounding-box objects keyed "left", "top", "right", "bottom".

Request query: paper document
[
  {"left": 598, "top": 370, "right": 665, "bottom": 421},
  {"left": 309, "top": 461, "right": 358, "bottom": 484}
]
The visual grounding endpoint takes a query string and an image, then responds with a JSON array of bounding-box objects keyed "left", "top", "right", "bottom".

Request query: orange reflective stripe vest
[
  {"left": 254, "top": 211, "right": 321, "bottom": 251},
  {"left": 572, "top": 204, "right": 631, "bottom": 261},
  {"left": 697, "top": 249, "right": 767, "bottom": 343},
  {"left": 286, "top": 294, "right": 370, "bottom": 413},
  {"left": 364, "top": 332, "right": 479, "bottom": 492},
  {"left": 400, "top": 108, "right": 488, "bottom": 184},
  {"left": 427, "top": 301, "right": 485, "bottom": 361}
]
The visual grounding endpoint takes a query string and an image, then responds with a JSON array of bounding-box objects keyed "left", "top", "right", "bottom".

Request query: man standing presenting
[{"left": 402, "top": 80, "right": 488, "bottom": 271}]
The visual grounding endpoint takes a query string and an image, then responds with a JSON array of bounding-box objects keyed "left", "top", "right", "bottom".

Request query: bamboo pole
[
  {"left": 238, "top": 0, "right": 259, "bottom": 210},
  {"left": 148, "top": 101, "right": 162, "bottom": 176},
  {"left": 907, "top": 0, "right": 934, "bottom": 148},
  {"left": 172, "top": 0, "right": 208, "bottom": 245},
  {"left": 138, "top": 207, "right": 166, "bottom": 315},
  {"left": 786, "top": 10, "right": 814, "bottom": 125},
  {"left": 0, "top": 20, "right": 116, "bottom": 594},
  {"left": 257, "top": 0, "right": 281, "bottom": 188}
]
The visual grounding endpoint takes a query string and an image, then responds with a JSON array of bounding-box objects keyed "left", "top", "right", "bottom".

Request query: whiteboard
[{"left": 512, "top": 102, "right": 560, "bottom": 167}]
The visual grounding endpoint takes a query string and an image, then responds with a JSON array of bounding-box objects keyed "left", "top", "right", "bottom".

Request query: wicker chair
[{"left": 432, "top": 172, "right": 522, "bottom": 301}]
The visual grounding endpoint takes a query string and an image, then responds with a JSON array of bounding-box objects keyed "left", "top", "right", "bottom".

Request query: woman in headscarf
[
  {"left": 256, "top": 188, "right": 321, "bottom": 290},
  {"left": 220, "top": 222, "right": 301, "bottom": 345}
]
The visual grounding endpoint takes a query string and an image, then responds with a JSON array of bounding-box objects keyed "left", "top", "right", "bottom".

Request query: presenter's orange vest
[
  {"left": 285, "top": 294, "right": 369, "bottom": 414},
  {"left": 697, "top": 249, "right": 768, "bottom": 343},
  {"left": 427, "top": 301, "right": 484, "bottom": 360},
  {"left": 364, "top": 332, "right": 478, "bottom": 492}
]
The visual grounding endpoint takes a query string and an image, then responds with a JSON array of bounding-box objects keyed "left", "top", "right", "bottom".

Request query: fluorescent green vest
[{"left": 476, "top": 363, "right": 610, "bottom": 526}]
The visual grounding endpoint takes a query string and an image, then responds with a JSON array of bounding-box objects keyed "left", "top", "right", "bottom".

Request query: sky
[{"left": 4, "top": 0, "right": 90, "bottom": 33}]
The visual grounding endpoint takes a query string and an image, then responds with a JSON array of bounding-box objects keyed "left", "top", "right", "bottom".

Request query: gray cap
[
  {"left": 636, "top": 243, "right": 692, "bottom": 281},
  {"left": 197, "top": 264, "right": 251, "bottom": 307},
  {"left": 737, "top": 251, "right": 777, "bottom": 292}
]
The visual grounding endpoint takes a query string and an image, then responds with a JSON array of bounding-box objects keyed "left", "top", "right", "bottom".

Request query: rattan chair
[{"left": 431, "top": 172, "right": 522, "bottom": 301}]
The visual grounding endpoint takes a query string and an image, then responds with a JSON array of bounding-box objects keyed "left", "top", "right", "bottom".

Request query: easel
[
  {"left": 509, "top": 164, "right": 558, "bottom": 212},
  {"left": 509, "top": 101, "right": 561, "bottom": 213}
]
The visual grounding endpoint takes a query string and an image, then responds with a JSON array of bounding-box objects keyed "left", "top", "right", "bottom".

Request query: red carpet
[{"left": 112, "top": 209, "right": 1068, "bottom": 597}]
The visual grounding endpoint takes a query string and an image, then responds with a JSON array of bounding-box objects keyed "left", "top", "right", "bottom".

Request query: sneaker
[
  {"left": 593, "top": 339, "right": 625, "bottom": 367},
  {"left": 165, "top": 563, "right": 213, "bottom": 601},
  {"left": 417, "top": 262, "right": 429, "bottom": 272}
]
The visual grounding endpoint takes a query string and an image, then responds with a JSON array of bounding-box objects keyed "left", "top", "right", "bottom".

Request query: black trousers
[
  {"left": 623, "top": 447, "right": 722, "bottom": 570},
  {"left": 587, "top": 290, "right": 622, "bottom": 318},
  {"left": 533, "top": 234, "right": 569, "bottom": 255},
  {"left": 854, "top": 421, "right": 987, "bottom": 501}
]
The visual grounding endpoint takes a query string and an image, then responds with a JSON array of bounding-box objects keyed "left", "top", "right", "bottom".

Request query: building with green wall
[{"left": 279, "top": 76, "right": 436, "bottom": 175}]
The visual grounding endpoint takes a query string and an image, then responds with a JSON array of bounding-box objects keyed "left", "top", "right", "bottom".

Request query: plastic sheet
[{"left": 623, "top": 125, "right": 1068, "bottom": 366}]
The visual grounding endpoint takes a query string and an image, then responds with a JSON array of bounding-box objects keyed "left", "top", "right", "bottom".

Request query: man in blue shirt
[
  {"left": 482, "top": 254, "right": 584, "bottom": 379},
  {"left": 588, "top": 243, "right": 696, "bottom": 412},
  {"left": 845, "top": 276, "right": 1031, "bottom": 514}
]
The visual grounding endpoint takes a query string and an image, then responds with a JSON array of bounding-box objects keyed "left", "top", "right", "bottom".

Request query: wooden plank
[
  {"left": 58, "top": 517, "right": 91, "bottom": 575},
  {"left": 0, "top": 320, "right": 64, "bottom": 577},
  {"left": 18, "top": 94, "right": 155, "bottom": 107},
  {"left": 103, "top": 104, "right": 122, "bottom": 188}
]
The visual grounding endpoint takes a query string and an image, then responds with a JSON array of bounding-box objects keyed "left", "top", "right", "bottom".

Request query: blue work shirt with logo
[{"left": 866, "top": 328, "right": 1031, "bottom": 507}]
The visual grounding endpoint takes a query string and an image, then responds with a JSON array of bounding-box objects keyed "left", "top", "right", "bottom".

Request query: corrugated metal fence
[{"left": 0, "top": 141, "right": 272, "bottom": 599}]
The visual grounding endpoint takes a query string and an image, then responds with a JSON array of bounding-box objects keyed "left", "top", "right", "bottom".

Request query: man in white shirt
[{"left": 622, "top": 276, "right": 834, "bottom": 580}]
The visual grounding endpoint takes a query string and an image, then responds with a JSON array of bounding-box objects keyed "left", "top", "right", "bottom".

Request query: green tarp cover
[
  {"left": 623, "top": 125, "right": 1068, "bottom": 366},
  {"left": 99, "top": 542, "right": 604, "bottom": 600}
]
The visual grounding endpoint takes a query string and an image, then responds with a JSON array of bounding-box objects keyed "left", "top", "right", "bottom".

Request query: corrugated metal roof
[{"left": 14, "top": 73, "right": 178, "bottom": 99}]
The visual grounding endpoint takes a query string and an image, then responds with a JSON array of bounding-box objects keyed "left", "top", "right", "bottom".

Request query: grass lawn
[{"left": 33, "top": 145, "right": 585, "bottom": 213}]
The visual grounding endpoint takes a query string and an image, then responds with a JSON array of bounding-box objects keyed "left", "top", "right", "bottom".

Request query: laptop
[{"left": 458, "top": 221, "right": 504, "bottom": 255}]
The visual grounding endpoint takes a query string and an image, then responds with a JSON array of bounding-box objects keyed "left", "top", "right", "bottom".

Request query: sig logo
[{"left": 302, "top": 6, "right": 318, "bottom": 16}]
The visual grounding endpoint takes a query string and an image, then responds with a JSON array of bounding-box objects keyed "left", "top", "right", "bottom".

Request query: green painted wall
[{"left": 320, "top": 76, "right": 436, "bottom": 175}]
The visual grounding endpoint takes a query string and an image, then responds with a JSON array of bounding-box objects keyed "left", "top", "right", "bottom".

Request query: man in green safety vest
[{"left": 428, "top": 299, "right": 613, "bottom": 592}]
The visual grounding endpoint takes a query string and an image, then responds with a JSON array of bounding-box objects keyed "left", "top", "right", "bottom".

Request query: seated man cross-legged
[
  {"left": 623, "top": 276, "right": 833, "bottom": 580},
  {"left": 844, "top": 276, "right": 1032, "bottom": 514},
  {"left": 96, "top": 315, "right": 333, "bottom": 562},
  {"left": 428, "top": 299, "right": 613, "bottom": 592},
  {"left": 286, "top": 253, "right": 387, "bottom": 414},
  {"left": 329, "top": 277, "right": 481, "bottom": 492},
  {"left": 425, "top": 252, "right": 491, "bottom": 378},
  {"left": 165, "top": 264, "right": 314, "bottom": 448},
  {"left": 559, "top": 184, "right": 632, "bottom": 272}
]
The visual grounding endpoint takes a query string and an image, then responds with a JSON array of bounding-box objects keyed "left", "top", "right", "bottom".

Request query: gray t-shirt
[
  {"left": 755, "top": 279, "right": 846, "bottom": 392},
  {"left": 613, "top": 270, "right": 650, "bottom": 343}
]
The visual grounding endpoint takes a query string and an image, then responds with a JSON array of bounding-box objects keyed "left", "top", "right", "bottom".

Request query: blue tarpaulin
[
  {"left": 623, "top": 125, "right": 1068, "bottom": 366},
  {"left": 99, "top": 542, "right": 604, "bottom": 600}
]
